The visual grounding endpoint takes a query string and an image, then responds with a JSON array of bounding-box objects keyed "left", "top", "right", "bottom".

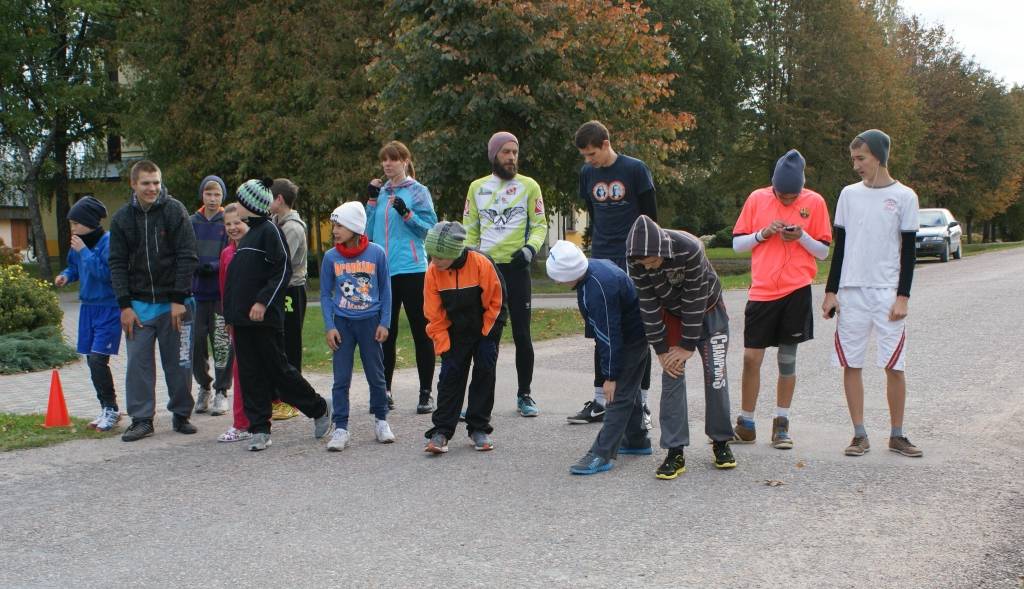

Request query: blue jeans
[{"left": 331, "top": 315, "right": 388, "bottom": 429}]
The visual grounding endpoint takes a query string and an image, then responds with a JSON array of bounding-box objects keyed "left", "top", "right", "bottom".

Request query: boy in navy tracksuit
[
  {"left": 545, "top": 240, "right": 652, "bottom": 475},
  {"left": 54, "top": 196, "right": 122, "bottom": 431},
  {"left": 190, "top": 175, "right": 232, "bottom": 415},
  {"left": 320, "top": 202, "right": 394, "bottom": 451}
]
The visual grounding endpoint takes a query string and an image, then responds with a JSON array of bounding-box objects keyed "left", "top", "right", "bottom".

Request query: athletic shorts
[
  {"left": 744, "top": 285, "right": 813, "bottom": 348},
  {"left": 77, "top": 305, "right": 122, "bottom": 356},
  {"left": 831, "top": 287, "right": 906, "bottom": 371}
]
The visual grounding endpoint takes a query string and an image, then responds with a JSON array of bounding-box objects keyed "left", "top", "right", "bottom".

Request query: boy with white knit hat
[
  {"left": 546, "top": 240, "right": 652, "bottom": 475},
  {"left": 223, "top": 178, "right": 332, "bottom": 451},
  {"left": 320, "top": 201, "right": 394, "bottom": 451}
]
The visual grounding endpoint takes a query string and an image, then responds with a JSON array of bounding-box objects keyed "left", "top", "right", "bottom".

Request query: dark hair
[
  {"left": 379, "top": 140, "right": 417, "bottom": 178},
  {"left": 271, "top": 178, "right": 299, "bottom": 207},
  {"left": 574, "top": 120, "right": 610, "bottom": 149},
  {"left": 130, "top": 160, "right": 161, "bottom": 183}
]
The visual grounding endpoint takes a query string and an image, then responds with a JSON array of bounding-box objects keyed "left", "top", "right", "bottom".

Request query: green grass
[
  {"left": 961, "top": 241, "right": 1024, "bottom": 256},
  {"left": 0, "top": 413, "right": 115, "bottom": 452},
  {"left": 303, "top": 307, "right": 584, "bottom": 373}
]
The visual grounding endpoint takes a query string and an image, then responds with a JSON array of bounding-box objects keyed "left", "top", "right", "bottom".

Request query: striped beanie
[
  {"left": 236, "top": 178, "right": 274, "bottom": 216},
  {"left": 425, "top": 221, "right": 467, "bottom": 259}
]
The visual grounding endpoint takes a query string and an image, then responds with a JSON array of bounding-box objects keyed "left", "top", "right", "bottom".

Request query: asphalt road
[{"left": 1, "top": 248, "right": 1022, "bottom": 588}]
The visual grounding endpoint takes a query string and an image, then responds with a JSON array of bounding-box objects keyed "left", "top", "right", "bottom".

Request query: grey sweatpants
[
  {"left": 659, "top": 302, "right": 733, "bottom": 449},
  {"left": 589, "top": 339, "right": 651, "bottom": 460},
  {"left": 125, "top": 304, "right": 195, "bottom": 421},
  {"left": 192, "top": 299, "right": 232, "bottom": 391}
]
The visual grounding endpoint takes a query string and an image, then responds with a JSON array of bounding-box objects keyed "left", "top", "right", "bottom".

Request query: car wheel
[
  {"left": 940, "top": 240, "right": 950, "bottom": 262},
  {"left": 953, "top": 240, "right": 963, "bottom": 260}
]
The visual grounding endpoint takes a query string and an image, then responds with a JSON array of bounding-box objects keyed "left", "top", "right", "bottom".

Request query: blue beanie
[
  {"left": 198, "top": 175, "right": 228, "bottom": 201},
  {"left": 67, "top": 195, "right": 107, "bottom": 229},
  {"left": 855, "top": 129, "right": 890, "bottom": 167},
  {"left": 772, "top": 149, "right": 806, "bottom": 195}
]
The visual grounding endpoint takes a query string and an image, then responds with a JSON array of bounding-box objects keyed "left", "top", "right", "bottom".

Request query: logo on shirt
[
  {"left": 505, "top": 185, "right": 518, "bottom": 196},
  {"left": 799, "top": 207, "right": 810, "bottom": 219},
  {"left": 534, "top": 196, "right": 544, "bottom": 215},
  {"left": 333, "top": 261, "right": 377, "bottom": 311},
  {"left": 884, "top": 198, "right": 898, "bottom": 213},
  {"left": 592, "top": 181, "right": 626, "bottom": 202},
  {"left": 480, "top": 206, "right": 526, "bottom": 228}
]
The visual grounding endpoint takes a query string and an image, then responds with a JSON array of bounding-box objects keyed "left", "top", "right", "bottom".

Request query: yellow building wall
[{"left": 41, "top": 180, "right": 131, "bottom": 256}]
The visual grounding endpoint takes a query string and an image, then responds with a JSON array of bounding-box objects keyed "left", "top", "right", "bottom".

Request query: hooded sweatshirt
[
  {"left": 274, "top": 210, "right": 308, "bottom": 287},
  {"left": 319, "top": 235, "right": 392, "bottom": 330},
  {"left": 59, "top": 229, "right": 117, "bottom": 307},
  {"left": 365, "top": 178, "right": 437, "bottom": 276},
  {"left": 109, "top": 186, "right": 198, "bottom": 308},
  {"left": 625, "top": 215, "right": 722, "bottom": 353},
  {"left": 191, "top": 175, "right": 229, "bottom": 301},
  {"left": 223, "top": 216, "right": 291, "bottom": 329}
]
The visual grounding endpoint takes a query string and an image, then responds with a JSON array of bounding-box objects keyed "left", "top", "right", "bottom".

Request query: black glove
[
  {"left": 198, "top": 263, "right": 215, "bottom": 276},
  {"left": 392, "top": 196, "right": 409, "bottom": 217},
  {"left": 509, "top": 245, "right": 535, "bottom": 269},
  {"left": 366, "top": 183, "right": 381, "bottom": 202}
]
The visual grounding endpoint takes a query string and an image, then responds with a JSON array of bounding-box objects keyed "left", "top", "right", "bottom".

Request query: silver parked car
[{"left": 916, "top": 208, "right": 962, "bottom": 262}]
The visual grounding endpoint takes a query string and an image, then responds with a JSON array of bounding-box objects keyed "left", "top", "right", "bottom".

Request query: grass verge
[
  {"left": 0, "top": 413, "right": 115, "bottom": 452},
  {"left": 961, "top": 241, "right": 1023, "bottom": 256},
  {"left": 303, "top": 307, "right": 584, "bottom": 373}
]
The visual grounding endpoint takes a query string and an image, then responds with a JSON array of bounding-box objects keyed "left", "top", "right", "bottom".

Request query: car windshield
[{"left": 918, "top": 212, "right": 946, "bottom": 227}]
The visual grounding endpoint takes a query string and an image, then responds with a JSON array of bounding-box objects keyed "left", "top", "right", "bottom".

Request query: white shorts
[{"left": 831, "top": 287, "right": 907, "bottom": 371}]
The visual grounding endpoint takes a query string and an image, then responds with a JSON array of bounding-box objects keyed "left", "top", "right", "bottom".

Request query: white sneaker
[
  {"left": 327, "top": 428, "right": 350, "bottom": 452},
  {"left": 642, "top": 404, "right": 653, "bottom": 431},
  {"left": 95, "top": 407, "right": 121, "bottom": 431},
  {"left": 210, "top": 391, "right": 229, "bottom": 416},
  {"left": 87, "top": 410, "right": 104, "bottom": 430},
  {"left": 374, "top": 419, "right": 396, "bottom": 444},
  {"left": 218, "top": 427, "right": 252, "bottom": 442}
]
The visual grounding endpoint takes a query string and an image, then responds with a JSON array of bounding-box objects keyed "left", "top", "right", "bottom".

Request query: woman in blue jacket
[{"left": 365, "top": 141, "right": 438, "bottom": 414}]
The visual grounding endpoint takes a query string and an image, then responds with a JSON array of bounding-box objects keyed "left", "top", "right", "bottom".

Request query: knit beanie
[
  {"left": 771, "top": 149, "right": 806, "bottom": 195},
  {"left": 236, "top": 178, "right": 274, "bottom": 216},
  {"left": 546, "top": 240, "right": 588, "bottom": 283},
  {"left": 67, "top": 195, "right": 107, "bottom": 229},
  {"left": 424, "top": 221, "right": 467, "bottom": 259},
  {"left": 856, "top": 129, "right": 891, "bottom": 167},
  {"left": 197, "top": 175, "right": 228, "bottom": 201},
  {"left": 487, "top": 131, "right": 518, "bottom": 162},
  {"left": 329, "top": 201, "right": 367, "bottom": 235}
]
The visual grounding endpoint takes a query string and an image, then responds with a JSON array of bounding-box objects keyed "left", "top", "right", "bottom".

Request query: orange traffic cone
[{"left": 42, "top": 369, "right": 71, "bottom": 428}]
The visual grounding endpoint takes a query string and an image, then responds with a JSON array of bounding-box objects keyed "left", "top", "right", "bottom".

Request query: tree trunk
[
  {"left": 54, "top": 125, "right": 71, "bottom": 263},
  {"left": 965, "top": 217, "right": 974, "bottom": 244},
  {"left": 23, "top": 179, "right": 52, "bottom": 279}
]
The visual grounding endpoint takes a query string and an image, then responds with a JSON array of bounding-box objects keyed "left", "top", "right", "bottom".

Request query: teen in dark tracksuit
[
  {"left": 625, "top": 215, "right": 736, "bottom": 477},
  {"left": 223, "top": 179, "right": 330, "bottom": 450},
  {"left": 108, "top": 169, "right": 199, "bottom": 441},
  {"left": 545, "top": 240, "right": 651, "bottom": 475},
  {"left": 191, "top": 175, "right": 232, "bottom": 413},
  {"left": 422, "top": 221, "right": 508, "bottom": 454}
]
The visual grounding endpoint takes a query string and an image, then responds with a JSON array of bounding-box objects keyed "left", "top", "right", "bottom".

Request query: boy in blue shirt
[
  {"left": 320, "top": 202, "right": 394, "bottom": 452},
  {"left": 54, "top": 196, "right": 122, "bottom": 431},
  {"left": 545, "top": 240, "right": 652, "bottom": 475}
]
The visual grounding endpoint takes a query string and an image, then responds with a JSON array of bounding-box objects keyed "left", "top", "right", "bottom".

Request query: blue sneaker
[
  {"left": 517, "top": 395, "right": 539, "bottom": 417},
  {"left": 618, "top": 441, "right": 653, "bottom": 455},
  {"left": 570, "top": 452, "right": 613, "bottom": 475}
]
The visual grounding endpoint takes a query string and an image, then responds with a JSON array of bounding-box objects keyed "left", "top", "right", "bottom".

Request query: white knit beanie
[
  {"left": 330, "top": 201, "right": 367, "bottom": 235},
  {"left": 546, "top": 240, "right": 588, "bottom": 283}
]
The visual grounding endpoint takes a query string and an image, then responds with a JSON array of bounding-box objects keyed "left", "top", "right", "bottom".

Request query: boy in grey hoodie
[{"left": 625, "top": 215, "right": 736, "bottom": 478}]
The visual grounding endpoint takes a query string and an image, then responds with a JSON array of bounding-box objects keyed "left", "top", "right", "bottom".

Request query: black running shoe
[
  {"left": 712, "top": 440, "right": 737, "bottom": 469},
  {"left": 656, "top": 448, "right": 686, "bottom": 479},
  {"left": 121, "top": 420, "right": 154, "bottom": 442},
  {"left": 172, "top": 414, "right": 197, "bottom": 434},
  {"left": 566, "top": 400, "right": 605, "bottom": 424},
  {"left": 416, "top": 390, "right": 435, "bottom": 414},
  {"left": 387, "top": 390, "right": 395, "bottom": 411}
]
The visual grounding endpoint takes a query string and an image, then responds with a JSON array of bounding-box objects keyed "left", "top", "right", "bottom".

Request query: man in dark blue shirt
[{"left": 569, "top": 120, "right": 657, "bottom": 427}]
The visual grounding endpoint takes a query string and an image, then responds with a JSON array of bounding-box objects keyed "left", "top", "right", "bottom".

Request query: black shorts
[{"left": 744, "top": 285, "right": 813, "bottom": 348}]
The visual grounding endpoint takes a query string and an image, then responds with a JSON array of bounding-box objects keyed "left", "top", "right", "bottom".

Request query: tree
[
  {"left": 0, "top": 0, "right": 121, "bottom": 278},
  {"left": 368, "top": 0, "right": 694, "bottom": 219}
]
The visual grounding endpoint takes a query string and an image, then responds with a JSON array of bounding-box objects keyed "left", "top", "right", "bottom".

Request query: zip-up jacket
[
  {"left": 60, "top": 230, "right": 117, "bottom": 307},
  {"left": 190, "top": 207, "right": 227, "bottom": 301},
  {"left": 109, "top": 187, "right": 198, "bottom": 308},
  {"left": 576, "top": 259, "right": 646, "bottom": 381},
  {"left": 463, "top": 173, "right": 547, "bottom": 263},
  {"left": 223, "top": 216, "right": 291, "bottom": 329},
  {"left": 365, "top": 178, "right": 437, "bottom": 276},
  {"left": 319, "top": 236, "right": 392, "bottom": 330},
  {"left": 423, "top": 249, "right": 508, "bottom": 355},
  {"left": 274, "top": 210, "right": 308, "bottom": 287},
  {"left": 626, "top": 215, "right": 722, "bottom": 353}
]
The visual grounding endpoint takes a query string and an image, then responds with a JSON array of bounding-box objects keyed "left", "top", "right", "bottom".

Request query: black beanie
[
  {"left": 67, "top": 196, "right": 107, "bottom": 229},
  {"left": 772, "top": 149, "right": 806, "bottom": 194},
  {"left": 856, "top": 129, "right": 891, "bottom": 167}
]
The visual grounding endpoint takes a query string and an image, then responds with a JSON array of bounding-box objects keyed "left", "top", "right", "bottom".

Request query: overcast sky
[{"left": 899, "top": 0, "right": 1023, "bottom": 87}]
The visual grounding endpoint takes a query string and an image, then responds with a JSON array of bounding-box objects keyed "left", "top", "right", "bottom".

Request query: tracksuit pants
[
  {"left": 124, "top": 305, "right": 195, "bottom": 421},
  {"left": 659, "top": 303, "right": 734, "bottom": 449},
  {"left": 331, "top": 315, "right": 389, "bottom": 430},
  {"left": 589, "top": 339, "right": 652, "bottom": 459},
  {"left": 426, "top": 333, "right": 502, "bottom": 440},
  {"left": 233, "top": 325, "right": 327, "bottom": 435},
  {"left": 495, "top": 263, "right": 534, "bottom": 397},
  {"left": 192, "top": 299, "right": 232, "bottom": 391}
]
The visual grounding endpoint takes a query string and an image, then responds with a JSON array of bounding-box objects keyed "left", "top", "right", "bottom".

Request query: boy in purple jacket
[{"left": 191, "top": 175, "right": 232, "bottom": 415}]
